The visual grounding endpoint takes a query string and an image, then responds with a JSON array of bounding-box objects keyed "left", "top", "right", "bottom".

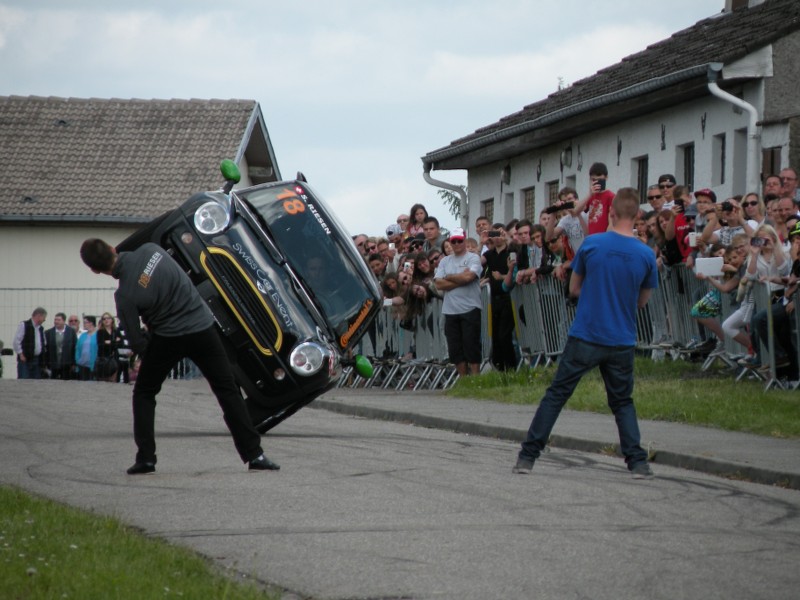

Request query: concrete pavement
[
  {"left": 314, "top": 388, "right": 800, "bottom": 490},
  {"left": 2, "top": 379, "right": 800, "bottom": 600}
]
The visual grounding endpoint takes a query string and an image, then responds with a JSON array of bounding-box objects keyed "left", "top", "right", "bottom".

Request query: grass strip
[
  {"left": 449, "top": 357, "right": 800, "bottom": 438},
  {"left": 0, "top": 486, "right": 277, "bottom": 600}
]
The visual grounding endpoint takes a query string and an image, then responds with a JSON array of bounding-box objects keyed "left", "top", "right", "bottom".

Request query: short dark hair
[
  {"left": 559, "top": 187, "right": 578, "bottom": 199},
  {"left": 84, "top": 315, "right": 96, "bottom": 326},
  {"left": 516, "top": 218, "right": 533, "bottom": 231},
  {"left": 55, "top": 312, "right": 67, "bottom": 321},
  {"left": 589, "top": 162, "right": 608, "bottom": 177},
  {"left": 80, "top": 238, "right": 115, "bottom": 272},
  {"left": 423, "top": 216, "right": 440, "bottom": 227}
]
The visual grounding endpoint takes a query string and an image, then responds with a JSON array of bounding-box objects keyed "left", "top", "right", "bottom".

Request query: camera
[
  {"left": 750, "top": 237, "right": 767, "bottom": 247},
  {"left": 721, "top": 201, "right": 734, "bottom": 212},
  {"left": 487, "top": 231, "right": 501, "bottom": 238},
  {"left": 404, "top": 261, "right": 412, "bottom": 270},
  {"left": 509, "top": 252, "right": 517, "bottom": 262},
  {"left": 388, "top": 242, "right": 395, "bottom": 250},
  {"left": 592, "top": 179, "right": 606, "bottom": 192},
  {"left": 545, "top": 201, "right": 574, "bottom": 214}
]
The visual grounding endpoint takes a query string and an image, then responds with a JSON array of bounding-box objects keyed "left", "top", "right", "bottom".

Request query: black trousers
[
  {"left": 490, "top": 294, "right": 517, "bottom": 371},
  {"left": 132, "top": 326, "right": 263, "bottom": 465}
]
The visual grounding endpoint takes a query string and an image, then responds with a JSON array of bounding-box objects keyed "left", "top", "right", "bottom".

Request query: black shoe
[
  {"left": 512, "top": 458, "right": 534, "bottom": 474},
  {"left": 249, "top": 454, "right": 280, "bottom": 471},
  {"left": 126, "top": 462, "right": 155, "bottom": 475}
]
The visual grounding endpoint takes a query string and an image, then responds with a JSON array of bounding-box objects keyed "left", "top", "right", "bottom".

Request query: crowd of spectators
[
  {"left": 352, "top": 163, "right": 800, "bottom": 381},
  {"left": 10, "top": 307, "right": 139, "bottom": 382}
]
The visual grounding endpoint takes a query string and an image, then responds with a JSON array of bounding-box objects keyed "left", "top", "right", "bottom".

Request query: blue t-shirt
[{"left": 569, "top": 231, "right": 658, "bottom": 347}]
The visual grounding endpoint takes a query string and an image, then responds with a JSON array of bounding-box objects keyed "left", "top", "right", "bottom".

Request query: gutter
[
  {"left": 422, "top": 163, "right": 468, "bottom": 227},
  {"left": 706, "top": 62, "right": 761, "bottom": 194}
]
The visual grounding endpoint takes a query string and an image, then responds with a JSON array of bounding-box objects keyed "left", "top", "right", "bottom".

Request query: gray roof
[
  {"left": 0, "top": 96, "right": 279, "bottom": 224},
  {"left": 423, "top": 0, "right": 800, "bottom": 169}
]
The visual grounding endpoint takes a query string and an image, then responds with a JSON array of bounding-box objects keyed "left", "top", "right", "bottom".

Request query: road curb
[{"left": 310, "top": 399, "right": 799, "bottom": 490}]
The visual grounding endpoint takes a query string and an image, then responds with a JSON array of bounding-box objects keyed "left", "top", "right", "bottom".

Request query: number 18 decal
[{"left": 276, "top": 189, "right": 306, "bottom": 215}]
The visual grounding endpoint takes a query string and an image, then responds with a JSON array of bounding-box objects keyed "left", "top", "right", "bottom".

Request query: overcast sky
[{"left": 1, "top": 0, "right": 724, "bottom": 236}]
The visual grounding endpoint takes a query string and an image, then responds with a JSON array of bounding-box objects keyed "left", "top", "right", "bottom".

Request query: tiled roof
[
  {"left": 0, "top": 96, "right": 260, "bottom": 223},
  {"left": 424, "top": 0, "right": 800, "bottom": 164}
]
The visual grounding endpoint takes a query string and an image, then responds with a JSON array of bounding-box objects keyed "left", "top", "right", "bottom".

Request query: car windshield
[{"left": 241, "top": 184, "right": 374, "bottom": 343}]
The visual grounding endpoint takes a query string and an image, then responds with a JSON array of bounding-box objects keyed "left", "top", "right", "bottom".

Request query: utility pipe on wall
[{"left": 706, "top": 62, "right": 761, "bottom": 194}]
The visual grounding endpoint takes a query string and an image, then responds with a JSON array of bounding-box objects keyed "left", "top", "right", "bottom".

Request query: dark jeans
[
  {"left": 490, "top": 294, "right": 517, "bottom": 371},
  {"left": 751, "top": 303, "right": 798, "bottom": 376},
  {"left": 132, "top": 326, "right": 263, "bottom": 465},
  {"left": 17, "top": 358, "right": 43, "bottom": 379},
  {"left": 519, "top": 336, "right": 647, "bottom": 469}
]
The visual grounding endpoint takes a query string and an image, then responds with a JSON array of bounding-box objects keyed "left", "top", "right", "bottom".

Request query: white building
[{"left": 422, "top": 0, "right": 800, "bottom": 232}]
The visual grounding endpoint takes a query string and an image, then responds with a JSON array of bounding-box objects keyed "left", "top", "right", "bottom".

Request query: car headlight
[
  {"left": 289, "top": 342, "right": 327, "bottom": 376},
  {"left": 194, "top": 201, "right": 231, "bottom": 235}
]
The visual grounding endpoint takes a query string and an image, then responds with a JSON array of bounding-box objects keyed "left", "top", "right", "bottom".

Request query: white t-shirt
[
  {"left": 557, "top": 213, "right": 587, "bottom": 252},
  {"left": 434, "top": 252, "right": 483, "bottom": 315}
]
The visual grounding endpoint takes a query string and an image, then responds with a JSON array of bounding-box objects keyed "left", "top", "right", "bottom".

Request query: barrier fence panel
[{"left": 9, "top": 279, "right": 797, "bottom": 390}]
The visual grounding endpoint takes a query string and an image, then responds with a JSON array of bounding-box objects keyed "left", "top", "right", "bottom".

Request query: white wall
[
  {"left": 462, "top": 77, "right": 787, "bottom": 231},
  {"left": 0, "top": 225, "right": 138, "bottom": 376}
]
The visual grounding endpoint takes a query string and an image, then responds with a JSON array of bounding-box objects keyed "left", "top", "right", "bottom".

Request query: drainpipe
[
  {"left": 423, "top": 162, "right": 469, "bottom": 230},
  {"left": 707, "top": 62, "right": 761, "bottom": 194}
]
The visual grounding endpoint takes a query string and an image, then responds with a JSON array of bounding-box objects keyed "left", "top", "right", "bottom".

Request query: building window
[
  {"left": 481, "top": 198, "right": 494, "bottom": 224},
  {"left": 634, "top": 156, "right": 648, "bottom": 202},
  {"left": 713, "top": 133, "right": 726, "bottom": 186},
  {"left": 679, "top": 143, "right": 695, "bottom": 191},
  {"left": 546, "top": 181, "right": 559, "bottom": 206},
  {"left": 522, "top": 188, "right": 535, "bottom": 222},
  {"left": 762, "top": 146, "right": 782, "bottom": 180}
]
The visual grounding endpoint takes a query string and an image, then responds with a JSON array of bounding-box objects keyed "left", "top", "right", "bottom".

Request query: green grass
[
  {"left": 0, "top": 486, "right": 277, "bottom": 600},
  {"left": 450, "top": 357, "right": 800, "bottom": 438}
]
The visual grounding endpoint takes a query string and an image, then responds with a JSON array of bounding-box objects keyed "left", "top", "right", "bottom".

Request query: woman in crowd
[
  {"left": 724, "top": 224, "right": 790, "bottom": 366},
  {"left": 74, "top": 315, "right": 97, "bottom": 381},
  {"left": 741, "top": 192, "right": 767, "bottom": 229},
  {"left": 95, "top": 312, "right": 123, "bottom": 382},
  {"left": 406, "top": 203, "right": 428, "bottom": 237},
  {"left": 412, "top": 251, "right": 441, "bottom": 299},
  {"left": 657, "top": 209, "right": 683, "bottom": 267}
]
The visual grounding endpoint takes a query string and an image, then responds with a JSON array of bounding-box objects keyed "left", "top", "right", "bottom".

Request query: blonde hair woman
[{"left": 722, "top": 224, "right": 790, "bottom": 364}]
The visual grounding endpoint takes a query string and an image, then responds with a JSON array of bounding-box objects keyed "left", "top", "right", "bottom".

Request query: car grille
[{"left": 200, "top": 248, "right": 283, "bottom": 355}]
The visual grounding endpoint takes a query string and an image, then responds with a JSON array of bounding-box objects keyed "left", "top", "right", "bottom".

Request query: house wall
[
  {"left": 463, "top": 77, "right": 789, "bottom": 236},
  {"left": 0, "top": 225, "right": 137, "bottom": 378}
]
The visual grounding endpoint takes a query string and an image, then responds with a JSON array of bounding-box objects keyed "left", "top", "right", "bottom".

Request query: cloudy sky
[{"left": 1, "top": 0, "right": 723, "bottom": 236}]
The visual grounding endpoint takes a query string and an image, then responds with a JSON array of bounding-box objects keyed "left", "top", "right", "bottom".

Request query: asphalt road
[{"left": 1, "top": 379, "right": 799, "bottom": 600}]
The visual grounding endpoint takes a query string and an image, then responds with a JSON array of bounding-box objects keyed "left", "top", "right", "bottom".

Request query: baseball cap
[
  {"left": 658, "top": 174, "right": 677, "bottom": 185},
  {"left": 449, "top": 227, "right": 466, "bottom": 241},
  {"left": 694, "top": 188, "right": 717, "bottom": 203},
  {"left": 789, "top": 222, "right": 800, "bottom": 239},
  {"left": 386, "top": 223, "right": 402, "bottom": 237}
]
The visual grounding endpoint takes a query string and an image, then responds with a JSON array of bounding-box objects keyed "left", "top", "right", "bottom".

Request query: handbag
[{"left": 95, "top": 356, "right": 119, "bottom": 378}]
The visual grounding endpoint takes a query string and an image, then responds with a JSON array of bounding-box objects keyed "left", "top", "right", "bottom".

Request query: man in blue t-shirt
[{"left": 513, "top": 188, "right": 659, "bottom": 480}]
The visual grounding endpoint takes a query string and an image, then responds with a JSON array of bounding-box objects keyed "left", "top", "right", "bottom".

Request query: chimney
[{"left": 724, "top": 0, "right": 765, "bottom": 11}]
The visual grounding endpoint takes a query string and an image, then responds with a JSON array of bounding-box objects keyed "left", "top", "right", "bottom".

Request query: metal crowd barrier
[{"left": 337, "top": 265, "right": 798, "bottom": 392}]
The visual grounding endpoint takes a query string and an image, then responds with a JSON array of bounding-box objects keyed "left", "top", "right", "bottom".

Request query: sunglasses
[
  {"left": 659, "top": 183, "right": 675, "bottom": 189},
  {"left": 450, "top": 239, "right": 465, "bottom": 244},
  {"left": 742, "top": 200, "right": 759, "bottom": 207},
  {"left": 367, "top": 245, "right": 377, "bottom": 252},
  {"left": 647, "top": 194, "right": 663, "bottom": 200},
  {"left": 429, "top": 254, "right": 441, "bottom": 261},
  {"left": 546, "top": 239, "right": 560, "bottom": 245}
]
